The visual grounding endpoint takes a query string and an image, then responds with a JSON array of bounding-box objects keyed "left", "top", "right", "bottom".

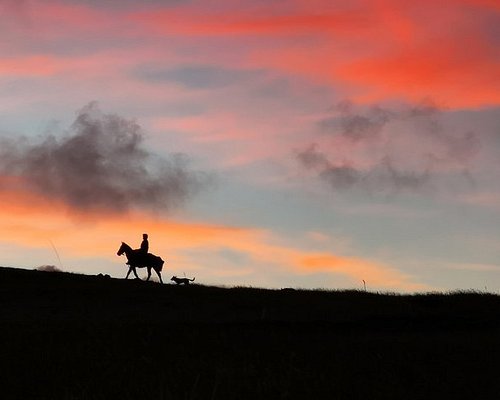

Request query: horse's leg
[
  {"left": 132, "top": 267, "right": 140, "bottom": 279},
  {"left": 155, "top": 268, "right": 163, "bottom": 284},
  {"left": 126, "top": 267, "right": 132, "bottom": 279},
  {"left": 146, "top": 266, "right": 152, "bottom": 281}
]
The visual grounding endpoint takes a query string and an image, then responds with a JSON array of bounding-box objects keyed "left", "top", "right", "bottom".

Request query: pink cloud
[
  {"left": 3, "top": 0, "right": 497, "bottom": 108},
  {"left": 0, "top": 0, "right": 497, "bottom": 178},
  {"left": 0, "top": 55, "right": 64, "bottom": 76},
  {"left": 130, "top": 0, "right": 500, "bottom": 108}
]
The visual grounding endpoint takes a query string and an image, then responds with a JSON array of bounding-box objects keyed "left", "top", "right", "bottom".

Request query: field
[{"left": 0, "top": 266, "right": 499, "bottom": 399}]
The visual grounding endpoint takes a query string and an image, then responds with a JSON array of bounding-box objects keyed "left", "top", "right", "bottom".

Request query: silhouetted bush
[{"left": 35, "top": 264, "right": 62, "bottom": 272}]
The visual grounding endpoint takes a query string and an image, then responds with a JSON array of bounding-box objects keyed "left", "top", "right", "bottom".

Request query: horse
[{"left": 117, "top": 242, "right": 164, "bottom": 283}]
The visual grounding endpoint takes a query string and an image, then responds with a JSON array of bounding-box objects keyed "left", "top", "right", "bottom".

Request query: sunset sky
[{"left": 0, "top": 0, "right": 499, "bottom": 291}]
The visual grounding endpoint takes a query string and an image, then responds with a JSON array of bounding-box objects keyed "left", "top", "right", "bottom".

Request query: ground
[{"left": 0, "top": 267, "right": 498, "bottom": 399}]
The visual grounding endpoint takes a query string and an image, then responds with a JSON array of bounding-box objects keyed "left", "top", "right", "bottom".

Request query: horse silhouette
[{"left": 117, "top": 242, "right": 164, "bottom": 283}]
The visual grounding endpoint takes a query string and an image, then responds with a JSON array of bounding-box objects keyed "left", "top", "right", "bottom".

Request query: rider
[{"left": 140, "top": 233, "right": 149, "bottom": 254}]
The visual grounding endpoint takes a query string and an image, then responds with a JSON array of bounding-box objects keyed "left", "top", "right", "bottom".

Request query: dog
[{"left": 171, "top": 276, "right": 195, "bottom": 285}]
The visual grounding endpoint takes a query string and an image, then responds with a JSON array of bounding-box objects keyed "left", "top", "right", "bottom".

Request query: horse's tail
[{"left": 157, "top": 257, "right": 164, "bottom": 272}]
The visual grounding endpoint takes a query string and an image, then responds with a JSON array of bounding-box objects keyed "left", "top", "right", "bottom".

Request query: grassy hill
[{"left": 1, "top": 266, "right": 499, "bottom": 399}]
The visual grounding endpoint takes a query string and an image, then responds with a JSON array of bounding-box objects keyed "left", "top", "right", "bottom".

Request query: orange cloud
[
  {"left": 0, "top": 187, "right": 427, "bottom": 291},
  {"left": 336, "top": 37, "right": 500, "bottom": 108},
  {"left": 298, "top": 254, "right": 426, "bottom": 291}
]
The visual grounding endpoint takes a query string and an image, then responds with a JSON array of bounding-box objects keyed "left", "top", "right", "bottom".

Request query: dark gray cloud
[
  {"left": 378, "top": 157, "right": 432, "bottom": 191},
  {"left": 441, "top": 131, "right": 480, "bottom": 163},
  {"left": 297, "top": 100, "right": 480, "bottom": 195},
  {"left": 319, "top": 99, "right": 447, "bottom": 143},
  {"left": 319, "top": 100, "right": 394, "bottom": 142},
  {"left": 295, "top": 144, "right": 330, "bottom": 170},
  {"left": 319, "top": 164, "right": 360, "bottom": 190},
  {"left": 296, "top": 145, "right": 431, "bottom": 193},
  {"left": 135, "top": 65, "right": 263, "bottom": 89},
  {"left": 407, "top": 98, "right": 441, "bottom": 118},
  {"left": 0, "top": 102, "right": 209, "bottom": 213},
  {"left": 406, "top": 102, "right": 481, "bottom": 164},
  {"left": 296, "top": 145, "right": 360, "bottom": 190}
]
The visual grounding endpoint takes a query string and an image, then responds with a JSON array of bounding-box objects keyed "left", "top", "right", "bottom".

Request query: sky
[{"left": 0, "top": 0, "right": 499, "bottom": 292}]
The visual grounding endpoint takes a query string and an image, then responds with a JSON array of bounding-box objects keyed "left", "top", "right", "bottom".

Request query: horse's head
[{"left": 117, "top": 242, "right": 126, "bottom": 256}]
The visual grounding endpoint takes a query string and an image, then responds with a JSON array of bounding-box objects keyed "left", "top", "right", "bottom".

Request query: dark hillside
[{"left": 1, "top": 267, "right": 499, "bottom": 399}]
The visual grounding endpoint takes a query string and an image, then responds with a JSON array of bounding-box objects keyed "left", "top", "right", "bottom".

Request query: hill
[{"left": 0, "top": 266, "right": 499, "bottom": 399}]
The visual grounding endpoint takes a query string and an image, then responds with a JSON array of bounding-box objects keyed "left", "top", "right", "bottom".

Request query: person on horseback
[
  {"left": 126, "top": 234, "right": 150, "bottom": 267},
  {"left": 117, "top": 240, "right": 164, "bottom": 283},
  {"left": 140, "top": 233, "right": 149, "bottom": 254}
]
